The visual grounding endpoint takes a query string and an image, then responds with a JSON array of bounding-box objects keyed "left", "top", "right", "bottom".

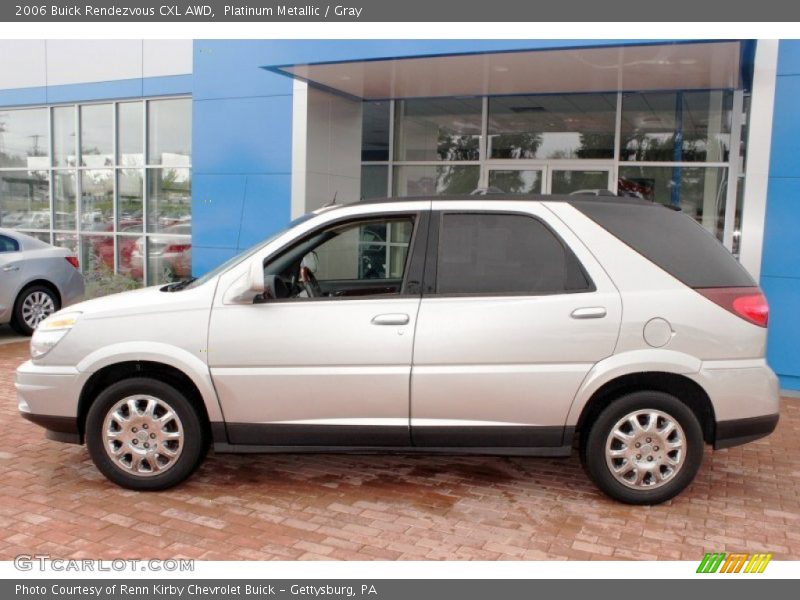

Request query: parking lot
[{"left": 0, "top": 340, "right": 798, "bottom": 561}]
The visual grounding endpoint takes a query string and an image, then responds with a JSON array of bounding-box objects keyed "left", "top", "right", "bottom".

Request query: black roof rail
[{"left": 353, "top": 193, "right": 659, "bottom": 208}]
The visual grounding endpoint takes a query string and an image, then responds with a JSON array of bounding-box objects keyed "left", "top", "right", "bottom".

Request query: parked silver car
[
  {"left": 0, "top": 229, "right": 85, "bottom": 336},
  {"left": 16, "top": 196, "right": 779, "bottom": 504}
]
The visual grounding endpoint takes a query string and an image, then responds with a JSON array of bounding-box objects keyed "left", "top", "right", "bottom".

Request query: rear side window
[
  {"left": 435, "top": 213, "right": 592, "bottom": 295},
  {"left": 0, "top": 235, "right": 19, "bottom": 253},
  {"left": 571, "top": 200, "right": 755, "bottom": 288}
]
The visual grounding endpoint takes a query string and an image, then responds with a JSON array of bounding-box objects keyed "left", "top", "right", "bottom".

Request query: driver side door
[{"left": 207, "top": 210, "right": 429, "bottom": 447}]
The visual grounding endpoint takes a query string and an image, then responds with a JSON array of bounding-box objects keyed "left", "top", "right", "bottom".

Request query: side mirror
[
  {"left": 247, "top": 257, "right": 265, "bottom": 295},
  {"left": 224, "top": 258, "right": 265, "bottom": 304}
]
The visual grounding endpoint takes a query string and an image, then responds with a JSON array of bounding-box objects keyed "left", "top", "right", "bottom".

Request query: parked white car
[
  {"left": 0, "top": 229, "right": 85, "bottom": 335},
  {"left": 16, "top": 195, "right": 779, "bottom": 504}
]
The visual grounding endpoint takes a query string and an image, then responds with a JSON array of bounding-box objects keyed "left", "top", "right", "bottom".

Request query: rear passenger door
[{"left": 410, "top": 201, "right": 621, "bottom": 449}]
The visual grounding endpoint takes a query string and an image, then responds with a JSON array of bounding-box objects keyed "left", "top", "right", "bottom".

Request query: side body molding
[{"left": 564, "top": 349, "right": 703, "bottom": 427}]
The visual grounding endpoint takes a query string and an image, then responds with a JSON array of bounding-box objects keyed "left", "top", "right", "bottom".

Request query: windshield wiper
[{"left": 162, "top": 277, "right": 197, "bottom": 292}]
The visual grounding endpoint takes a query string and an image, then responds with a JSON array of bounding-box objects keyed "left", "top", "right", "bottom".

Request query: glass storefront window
[
  {"left": 80, "top": 104, "right": 113, "bottom": 167},
  {"left": 118, "top": 102, "right": 144, "bottom": 167},
  {"left": 147, "top": 168, "right": 191, "bottom": 233},
  {"left": 145, "top": 231, "right": 192, "bottom": 286},
  {"left": 54, "top": 232, "right": 78, "bottom": 255},
  {"left": 394, "top": 98, "right": 482, "bottom": 161},
  {"left": 618, "top": 166, "right": 728, "bottom": 239},
  {"left": 52, "top": 105, "right": 77, "bottom": 168},
  {"left": 0, "top": 170, "right": 49, "bottom": 229},
  {"left": 118, "top": 169, "right": 144, "bottom": 232},
  {"left": 361, "top": 165, "right": 389, "bottom": 199},
  {"left": 81, "top": 170, "right": 114, "bottom": 232},
  {"left": 488, "top": 94, "right": 617, "bottom": 160},
  {"left": 361, "top": 101, "right": 390, "bottom": 161},
  {"left": 0, "top": 99, "right": 191, "bottom": 291},
  {"left": 117, "top": 235, "right": 142, "bottom": 283},
  {"left": 0, "top": 108, "right": 48, "bottom": 169},
  {"left": 551, "top": 169, "right": 611, "bottom": 194},
  {"left": 53, "top": 171, "right": 77, "bottom": 230},
  {"left": 80, "top": 234, "right": 115, "bottom": 276},
  {"left": 620, "top": 91, "right": 733, "bottom": 162},
  {"left": 148, "top": 98, "right": 192, "bottom": 166},
  {"left": 488, "top": 169, "right": 543, "bottom": 194},
  {"left": 393, "top": 165, "right": 480, "bottom": 196}
]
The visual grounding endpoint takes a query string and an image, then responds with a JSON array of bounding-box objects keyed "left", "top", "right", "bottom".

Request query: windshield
[{"left": 182, "top": 213, "right": 317, "bottom": 290}]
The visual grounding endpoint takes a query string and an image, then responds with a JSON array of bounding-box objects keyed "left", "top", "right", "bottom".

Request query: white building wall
[
  {"left": 0, "top": 40, "right": 192, "bottom": 90},
  {"left": 292, "top": 82, "right": 363, "bottom": 216}
]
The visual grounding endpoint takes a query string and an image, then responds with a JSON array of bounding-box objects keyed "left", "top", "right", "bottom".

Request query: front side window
[
  {"left": 265, "top": 216, "right": 415, "bottom": 300},
  {"left": 435, "top": 213, "right": 591, "bottom": 295}
]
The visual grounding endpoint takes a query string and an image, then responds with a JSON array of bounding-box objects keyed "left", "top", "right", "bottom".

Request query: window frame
[
  {"left": 421, "top": 209, "right": 595, "bottom": 298},
  {"left": 258, "top": 210, "right": 430, "bottom": 304}
]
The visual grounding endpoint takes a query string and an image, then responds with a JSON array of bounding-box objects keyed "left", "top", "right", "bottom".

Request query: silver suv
[{"left": 16, "top": 196, "right": 779, "bottom": 504}]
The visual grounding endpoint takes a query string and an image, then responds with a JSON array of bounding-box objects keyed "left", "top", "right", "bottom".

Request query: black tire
[
  {"left": 581, "top": 391, "right": 704, "bottom": 505},
  {"left": 10, "top": 284, "right": 60, "bottom": 336},
  {"left": 86, "top": 377, "right": 206, "bottom": 491}
]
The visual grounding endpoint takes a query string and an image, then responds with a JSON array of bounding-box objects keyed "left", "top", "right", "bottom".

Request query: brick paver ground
[{"left": 1, "top": 341, "right": 798, "bottom": 561}]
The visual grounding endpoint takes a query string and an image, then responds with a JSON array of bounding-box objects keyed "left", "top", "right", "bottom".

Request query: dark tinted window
[
  {"left": 572, "top": 200, "right": 755, "bottom": 288},
  {"left": 436, "top": 213, "right": 591, "bottom": 295},
  {"left": 0, "top": 235, "right": 20, "bottom": 252}
]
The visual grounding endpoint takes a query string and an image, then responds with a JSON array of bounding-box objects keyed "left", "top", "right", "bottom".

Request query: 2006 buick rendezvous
[{"left": 17, "top": 195, "right": 779, "bottom": 504}]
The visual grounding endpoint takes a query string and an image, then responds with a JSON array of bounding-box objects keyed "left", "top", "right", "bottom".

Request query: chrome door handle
[
  {"left": 2, "top": 265, "right": 19, "bottom": 272},
  {"left": 371, "top": 313, "right": 410, "bottom": 326},
  {"left": 571, "top": 307, "right": 607, "bottom": 319}
]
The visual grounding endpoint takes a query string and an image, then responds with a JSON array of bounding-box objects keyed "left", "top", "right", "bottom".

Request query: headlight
[{"left": 30, "top": 312, "right": 81, "bottom": 359}]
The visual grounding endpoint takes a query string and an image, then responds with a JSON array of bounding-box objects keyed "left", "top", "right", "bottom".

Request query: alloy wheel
[
  {"left": 102, "top": 395, "right": 184, "bottom": 477},
  {"left": 604, "top": 409, "right": 686, "bottom": 490},
  {"left": 21, "top": 291, "right": 55, "bottom": 329}
]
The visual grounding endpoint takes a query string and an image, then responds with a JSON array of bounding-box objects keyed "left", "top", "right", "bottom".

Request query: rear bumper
[
  {"left": 714, "top": 413, "right": 780, "bottom": 449},
  {"left": 693, "top": 359, "right": 781, "bottom": 450}
]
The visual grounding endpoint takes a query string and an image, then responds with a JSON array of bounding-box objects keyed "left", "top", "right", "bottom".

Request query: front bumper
[{"left": 16, "top": 360, "right": 85, "bottom": 444}]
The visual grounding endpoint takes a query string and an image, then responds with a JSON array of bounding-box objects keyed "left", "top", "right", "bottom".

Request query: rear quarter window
[
  {"left": 0, "top": 235, "right": 20, "bottom": 253},
  {"left": 570, "top": 200, "right": 755, "bottom": 288}
]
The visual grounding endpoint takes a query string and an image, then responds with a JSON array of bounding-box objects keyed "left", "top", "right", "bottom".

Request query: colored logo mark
[{"left": 697, "top": 552, "right": 772, "bottom": 573}]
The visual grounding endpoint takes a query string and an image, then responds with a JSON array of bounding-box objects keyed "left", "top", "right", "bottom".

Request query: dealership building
[{"left": 0, "top": 39, "right": 798, "bottom": 390}]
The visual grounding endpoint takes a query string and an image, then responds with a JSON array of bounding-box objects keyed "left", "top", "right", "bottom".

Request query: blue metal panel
[
  {"left": 767, "top": 75, "right": 800, "bottom": 178},
  {"left": 761, "top": 276, "right": 800, "bottom": 380},
  {"left": 46, "top": 78, "right": 143, "bottom": 104},
  {"left": 0, "top": 76, "right": 191, "bottom": 109},
  {"left": 0, "top": 86, "right": 47, "bottom": 107},
  {"left": 763, "top": 39, "right": 800, "bottom": 390},
  {"left": 142, "top": 74, "right": 193, "bottom": 97},
  {"left": 237, "top": 174, "right": 292, "bottom": 249},
  {"left": 192, "top": 174, "right": 248, "bottom": 249},
  {"left": 777, "top": 40, "right": 800, "bottom": 76},
  {"left": 192, "top": 246, "right": 240, "bottom": 276},
  {"left": 761, "top": 177, "right": 800, "bottom": 279},
  {"left": 192, "top": 95, "right": 293, "bottom": 175}
]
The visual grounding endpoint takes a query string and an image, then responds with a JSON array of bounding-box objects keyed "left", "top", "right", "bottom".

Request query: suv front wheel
[
  {"left": 86, "top": 377, "right": 206, "bottom": 491},
  {"left": 582, "top": 391, "right": 704, "bottom": 505}
]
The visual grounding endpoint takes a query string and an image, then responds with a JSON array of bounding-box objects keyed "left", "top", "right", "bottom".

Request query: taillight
[
  {"left": 695, "top": 287, "right": 769, "bottom": 327},
  {"left": 65, "top": 256, "right": 79, "bottom": 270}
]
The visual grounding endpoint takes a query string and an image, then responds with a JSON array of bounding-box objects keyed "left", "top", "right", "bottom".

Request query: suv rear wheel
[
  {"left": 582, "top": 391, "right": 704, "bottom": 505},
  {"left": 86, "top": 377, "right": 206, "bottom": 491}
]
